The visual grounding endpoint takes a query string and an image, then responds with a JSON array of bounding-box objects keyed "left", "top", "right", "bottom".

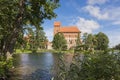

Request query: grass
[
  {"left": 14, "top": 49, "right": 74, "bottom": 54},
  {"left": 14, "top": 49, "right": 32, "bottom": 54}
]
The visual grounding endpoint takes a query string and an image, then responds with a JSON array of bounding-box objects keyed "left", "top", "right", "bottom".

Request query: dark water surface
[{"left": 10, "top": 52, "right": 73, "bottom": 80}]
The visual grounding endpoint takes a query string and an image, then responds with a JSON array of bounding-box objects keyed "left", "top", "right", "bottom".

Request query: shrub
[
  {"left": 56, "top": 51, "right": 120, "bottom": 80},
  {"left": 0, "top": 57, "right": 13, "bottom": 79}
]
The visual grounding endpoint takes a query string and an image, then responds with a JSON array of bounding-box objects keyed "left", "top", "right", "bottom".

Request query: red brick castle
[{"left": 54, "top": 22, "right": 81, "bottom": 49}]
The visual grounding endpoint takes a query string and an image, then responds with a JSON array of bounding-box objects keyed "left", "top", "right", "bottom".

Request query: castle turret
[{"left": 54, "top": 22, "right": 61, "bottom": 35}]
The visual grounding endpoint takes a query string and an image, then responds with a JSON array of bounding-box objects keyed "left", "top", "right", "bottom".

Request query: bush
[
  {"left": 77, "top": 51, "right": 120, "bottom": 80},
  {"left": 0, "top": 57, "right": 13, "bottom": 79},
  {"left": 56, "top": 51, "right": 120, "bottom": 80}
]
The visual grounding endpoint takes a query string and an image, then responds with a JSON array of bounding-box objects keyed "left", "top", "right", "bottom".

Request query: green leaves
[
  {"left": 65, "top": 51, "right": 120, "bottom": 80},
  {"left": 52, "top": 33, "right": 67, "bottom": 50},
  {"left": 0, "top": 57, "right": 13, "bottom": 78},
  {"left": 114, "top": 43, "right": 120, "bottom": 50},
  {"left": 95, "top": 32, "right": 109, "bottom": 50},
  {"left": 0, "top": 0, "right": 59, "bottom": 55},
  {"left": 82, "top": 32, "right": 109, "bottom": 51}
]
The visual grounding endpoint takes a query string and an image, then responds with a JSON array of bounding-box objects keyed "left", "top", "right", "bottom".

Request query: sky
[{"left": 42, "top": 0, "right": 120, "bottom": 47}]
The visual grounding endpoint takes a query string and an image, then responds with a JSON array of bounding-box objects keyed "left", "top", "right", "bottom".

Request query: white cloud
[
  {"left": 87, "top": 0, "right": 109, "bottom": 5},
  {"left": 83, "top": 5, "right": 120, "bottom": 22},
  {"left": 83, "top": 5, "right": 109, "bottom": 20},
  {"left": 106, "top": 7, "right": 120, "bottom": 21},
  {"left": 84, "top": 0, "right": 120, "bottom": 21},
  {"left": 75, "top": 17, "right": 100, "bottom": 33},
  {"left": 107, "top": 32, "right": 120, "bottom": 47},
  {"left": 113, "top": 21, "right": 120, "bottom": 25}
]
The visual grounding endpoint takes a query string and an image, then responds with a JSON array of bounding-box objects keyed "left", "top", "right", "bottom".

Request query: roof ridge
[{"left": 62, "top": 26, "right": 77, "bottom": 27}]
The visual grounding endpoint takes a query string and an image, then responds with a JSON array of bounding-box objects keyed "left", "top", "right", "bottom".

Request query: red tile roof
[
  {"left": 54, "top": 22, "right": 61, "bottom": 27},
  {"left": 59, "top": 26, "right": 80, "bottom": 33}
]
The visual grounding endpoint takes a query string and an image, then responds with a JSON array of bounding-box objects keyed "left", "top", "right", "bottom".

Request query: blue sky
[{"left": 42, "top": 0, "right": 120, "bottom": 47}]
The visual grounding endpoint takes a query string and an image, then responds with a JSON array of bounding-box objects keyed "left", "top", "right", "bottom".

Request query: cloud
[
  {"left": 106, "top": 7, "right": 120, "bottom": 21},
  {"left": 109, "top": 36, "right": 120, "bottom": 47},
  {"left": 83, "top": 5, "right": 120, "bottom": 22},
  {"left": 113, "top": 21, "right": 120, "bottom": 25},
  {"left": 83, "top": 5, "right": 109, "bottom": 20},
  {"left": 84, "top": 0, "right": 120, "bottom": 22},
  {"left": 87, "top": 0, "right": 109, "bottom": 5},
  {"left": 75, "top": 17, "right": 100, "bottom": 33},
  {"left": 106, "top": 31, "right": 120, "bottom": 47}
]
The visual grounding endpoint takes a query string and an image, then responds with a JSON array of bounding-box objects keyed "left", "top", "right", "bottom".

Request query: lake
[{"left": 9, "top": 52, "right": 73, "bottom": 80}]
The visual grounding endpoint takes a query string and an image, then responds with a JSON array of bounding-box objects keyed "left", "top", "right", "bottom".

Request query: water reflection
[{"left": 10, "top": 52, "right": 73, "bottom": 80}]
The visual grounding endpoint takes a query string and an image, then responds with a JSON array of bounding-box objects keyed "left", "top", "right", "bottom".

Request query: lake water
[{"left": 9, "top": 52, "right": 73, "bottom": 80}]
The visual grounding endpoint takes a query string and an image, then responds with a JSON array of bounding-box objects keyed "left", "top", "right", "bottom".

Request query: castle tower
[{"left": 54, "top": 22, "right": 61, "bottom": 35}]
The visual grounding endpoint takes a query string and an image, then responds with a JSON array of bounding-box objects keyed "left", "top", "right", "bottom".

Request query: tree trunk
[{"left": 2, "top": 0, "right": 25, "bottom": 57}]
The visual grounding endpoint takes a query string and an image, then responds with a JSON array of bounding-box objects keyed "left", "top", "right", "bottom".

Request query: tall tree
[
  {"left": 76, "top": 33, "right": 81, "bottom": 46},
  {"left": 0, "top": 0, "right": 59, "bottom": 56},
  {"left": 38, "top": 30, "right": 47, "bottom": 49},
  {"left": 95, "top": 32, "right": 109, "bottom": 50},
  {"left": 23, "top": 26, "right": 47, "bottom": 52},
  {"left": 82, "top": 33, "right": 88, "bottom": 45},
  {"left": 114, "top": 43, "right": 120, "bottom": 50},
  {"left": 85, "top": 34, "right": 94, "bottom": 50},
  {"left": 52, "top": 33, "right": 67, "bottom": 50}
]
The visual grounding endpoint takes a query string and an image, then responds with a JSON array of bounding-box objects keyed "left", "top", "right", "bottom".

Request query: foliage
[
  {"left": 84, "top": 34, "right": 94, "bottom": 50},
  {"left": 0, "top": 0, "right": 59, "bottom": 79},
  {"left": 0, "top": 57, "right": 13, "bottom": 79},
  {"left": 56, "top": 51, "right": 120, "bottom": 80},
  {"left": 95, "top": 32, "right": 109, "bottom": 50},
  {"left": 0, "top": 0, "right": 59, "bottom": 55},
  {"left": 78, "top": 51, "right": 120, "bottom": 80},
  {"left": 82, "top": 33, "right": 88, "bottom": 45},
  {"left": 76, "top": 33, "right": 81, "bottom": 46},
  {"left": 52, "top": 33, "right": 67, "bottom": 50},
  {"left": 23, "top": 27, "right": 47, "bottom": 53},
  {"left": 82, "top": 32, "right": 109, "bottom": 51},
  {"left": 82, "top": 33, "right": 94, "bottom": 50},
  {"left": 114, "top": 43, "right": 120, "bottom": 50},
  {"left": 36, "top": 29, "right": 47, "bottom": 49},
  {"left": 54, "top": 53, "right": 68, "bottom": 80}
]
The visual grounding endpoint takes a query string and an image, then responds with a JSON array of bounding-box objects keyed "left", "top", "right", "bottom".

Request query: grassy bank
[{"left": 14, "top": 49, "right": 74, "bottom": 54}]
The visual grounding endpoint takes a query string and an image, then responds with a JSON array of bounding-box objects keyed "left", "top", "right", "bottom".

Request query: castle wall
[{"left": 53, "top": 22, "right": 81, "bottom": 49}]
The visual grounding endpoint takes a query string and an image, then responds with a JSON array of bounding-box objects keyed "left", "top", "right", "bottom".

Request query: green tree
[
  {"left": 85, "top": 34, "right": 94, "bottom": 50},
  {"left": 95, "top": 32, "right": 109, "bottom": 50},
  {"left": 56, "top": 51, "right": 120, "bottom": 80},
  {"left": 82, "top": 33, "right": 88, "bottom": 50},
  {"left": 37, "top": 29, "right": 47, "bottom": 49},
  {"left": 0, "top": 0, "right": 59, "bottom": 56},
  {"left": 114, "top": 43, "right": 120, "bottom": 50},
  {"left": 82, "top": 33, "right": 88, "bottom": 45},
  {"left": 76, "top": 33, "right": 81, "bottom": 46},
  {"left": 52, "top": 33, "right": 67, "bottom": 50},
  {"left": 82, "top": 33, "right": 94, "bottom": 50},
  {"left": 77, "top": 52, "right": 120, "bottom": 80},
  {"left": 24, "top": 27, "right": 47, "bottom": 52}
]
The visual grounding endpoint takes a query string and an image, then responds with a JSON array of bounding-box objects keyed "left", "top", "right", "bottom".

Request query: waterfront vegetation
[
  {"left": 1, "top": 30, "right": 120, "bottom": 79},
  {"left": 14, "top": 49, "right": 74, "bottom": 54},
  {"left": 51, "top": 32, "right": 120, "bottom": 80},
  {"left": 0, "top": 0, "right": 59, "bottom": 79},
  {"left": 1, "top": 29, "right": 120, "bottom": 79},
  {"left": 0, "top": 57, "right": 13, "bottom": 80},
  {"left": 55, "top": 50, "right": 120, "bottom": 80},
  {"left": 0, "top": 0, "right": 120, "bottom": 80}
]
